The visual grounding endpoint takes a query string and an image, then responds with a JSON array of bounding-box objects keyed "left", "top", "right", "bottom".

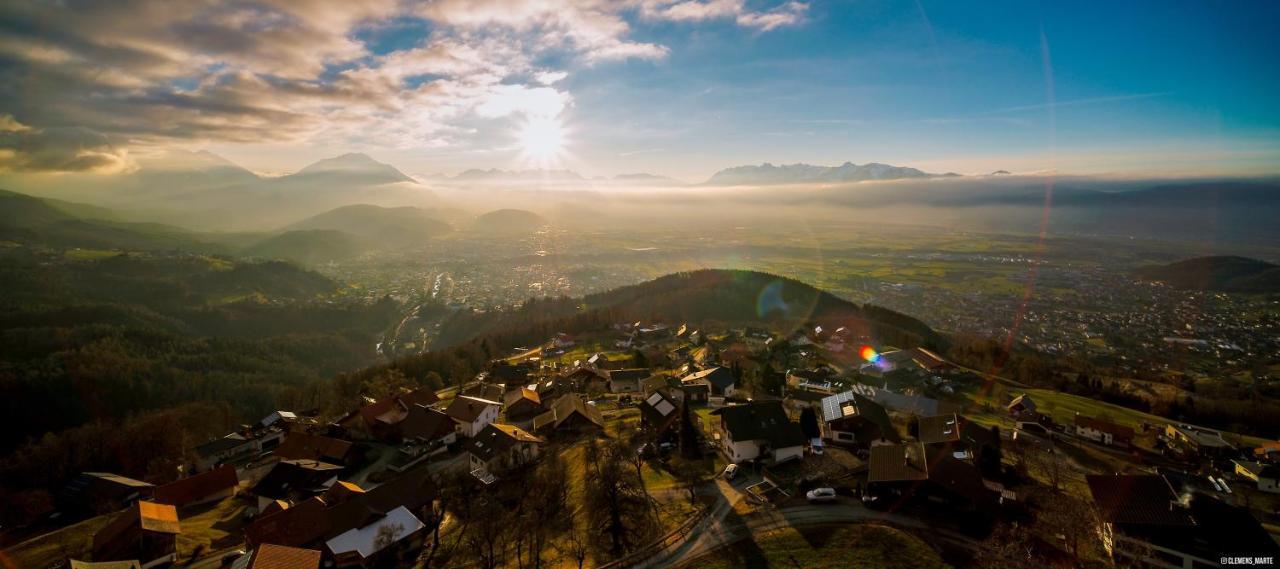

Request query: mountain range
[{"left": 703, "top": 161, "right": 956, "bottom": 186}]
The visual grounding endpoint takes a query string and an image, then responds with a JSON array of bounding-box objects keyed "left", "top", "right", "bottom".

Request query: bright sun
[{"left": 517, "top": 116, "right": 566, "bottom": 163}]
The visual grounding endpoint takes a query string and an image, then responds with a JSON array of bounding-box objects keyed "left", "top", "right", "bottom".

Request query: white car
[
  {"left": 723, "top": 463, "right": 739, "bottom": 480},
  {"left": 805, "top": 487, "right": 838, "bottom": 503}
]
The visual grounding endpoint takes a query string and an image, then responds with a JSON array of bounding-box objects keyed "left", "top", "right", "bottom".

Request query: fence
[{"left": 596, "top": 504, "right": 712, "bottom": 569}]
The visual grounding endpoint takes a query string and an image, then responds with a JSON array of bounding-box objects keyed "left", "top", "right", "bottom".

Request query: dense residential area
[{"left": 6, "top": 311, "right": 1278, "bottom": 568}]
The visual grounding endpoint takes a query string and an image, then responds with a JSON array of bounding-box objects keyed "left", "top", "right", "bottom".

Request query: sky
[{"left": 1, "top": 0, "right": 1278, "bottom": 181}]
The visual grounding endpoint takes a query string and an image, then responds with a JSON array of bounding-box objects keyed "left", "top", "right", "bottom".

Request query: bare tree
[
  {"left": 1037, "top": 495, "right": 1099, "bottom": 563},
  {"left": 557, "top": 508, "right": 590, "bottom": 569}
]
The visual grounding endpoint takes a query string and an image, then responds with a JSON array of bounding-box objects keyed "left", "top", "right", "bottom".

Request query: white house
[
  {"left": 712, "top": 401, "right": 806, "bottom": 465},
  {"left": 444, "top": 396, "right": 501, "bottom": 438}
]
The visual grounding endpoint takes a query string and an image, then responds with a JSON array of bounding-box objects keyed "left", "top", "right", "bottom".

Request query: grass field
[
  {"left": 0, "top": 515, "right": 112, "bottom": 569},
  {"left": 1, "top": 495, "right": 249, "bottom": 569},
  {"left": 682, "top": 523, "right": 949, "bottom": 569}
]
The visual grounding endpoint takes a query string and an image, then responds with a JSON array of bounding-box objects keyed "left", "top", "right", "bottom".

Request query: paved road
[{"left": 637, "top": 490, "right": 977, "bottom": 569}]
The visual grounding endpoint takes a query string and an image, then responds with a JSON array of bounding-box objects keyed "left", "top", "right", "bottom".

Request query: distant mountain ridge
[
  {"left": 1135, "top": 256, "right": 1280, "bottom": 293},
  {"left": 705, "top": 161, "right": 956, "bottom": 185},
  {"left": 453, "top": 168, "right": 585, "bottom": 182}
]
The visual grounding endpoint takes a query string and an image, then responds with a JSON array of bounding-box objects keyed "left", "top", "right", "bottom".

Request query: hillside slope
[
  {"left": 286, "top": 204, "right": 452, "bottom": 246},
  {"left": 1135, "top": 256, "right": 1280, "bottom": 293},
  {"left": 428, "top": 269, "right": 941, "bottom": 350}
]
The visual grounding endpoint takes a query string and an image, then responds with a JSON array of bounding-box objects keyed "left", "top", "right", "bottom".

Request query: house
[
  {"left": 325, "top": 505, "right": 427, "bottom": 568},
  {"left": 60, "top": 472, "right": 155, "bottom": 515},
  {"left": 489, "top": 361, "right": 533, "bottom": 384},
  {"left": 91, "top": 501, "right": 181, "bottom": 569},
  {"left": 563, "top": 366, "right": 609, "bottom": 393},
  {"left": 608, "top": 368, "right": 652, "bottom": 393},
  {"left": 1234, "top": 460, "right": 1280, "bottom": 493},
  {"left": 503, "top": 388, "right": 546, "bottom": 428},
  {"left": 849, "top": 383, "right": 952, "bottom": 416},
  {"left": 466, "top": 424, "right": 545, "bottom": 478},
  {"left": 445, "top": 395, "right": 502, "bottom": 438},
  {"left": 1087, "top": 474, "right": 1280, "bottom": 568},
  {"left": 193, "top": 429, "right": 284, "bottom": 472},
  {"left": 1165, "top": 423, "right": 1233, "bottom": 458},
  {"left": 917, "top": 414, "right": 1000, "bottom": 465},
  {"left": 910, "top": 348, "right": 956, "bottom": 375},
  {"left": 260, "top": 411, "right": 299, "bottom": 429},
  {"left": 866, "top": 443, "right": 997, "bottom": 516},
  {"left": 712, "top": 401, "right": 806, "bottom": 464},
  {"left": 244, "top": 465, "right": 437, "bottom": 550},
  {"left": 462, "top": 382, "right": 506, "bottom": 404},
  {"left": 859, "top": 349, "right": 918, "bottom": 377},
  {"left": 1073, "top": 414, "right": 1135, "bottom": 447},
  {"left": 340, "top": 388, "right": 440, "bottom": 439},
  {"left": 639, "top": 390, "right": 681, "bottom": 437},
  {"left": 249, "top": 459, "right": 341, "bottom": 511},
  {"left": 274, "top": 432, "right": 355, "bottom": 465},
  {"left": 640, "top": 375, "right": 670, "bottom": 395},
  {"left": 151, "top": 465, "right": 238, "bottom": 508},
  {"left": 1006, "top": 394, "right": 1037, "bottom": 417},
  {"left": 532, "top": 394, "right": 605, "bottom": 435},
  {"left": 229, "top": 544, "right": 322, "bottom": 569},
  {"left": 680, "top": 366, "right": 736, "bottom": 397},
  {"left": 398, "top": 404, "right": 458, "bottom": 448},
  {"left": 677, "top": 382, "right": 709, "bottom": 404},
  {"left": 819, "top": 391, "right": 898, "bottom": 448}
]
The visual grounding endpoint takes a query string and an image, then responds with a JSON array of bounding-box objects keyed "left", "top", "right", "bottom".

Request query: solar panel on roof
[{"left": 654, "top": 400, "right": 675, "bottom": 416}]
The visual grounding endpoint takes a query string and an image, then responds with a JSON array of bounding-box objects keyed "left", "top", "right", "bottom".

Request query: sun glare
[{"left": 517, "top": 116, "right": 566, "bottom": 164}]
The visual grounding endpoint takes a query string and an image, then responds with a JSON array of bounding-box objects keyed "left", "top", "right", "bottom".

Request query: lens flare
[{"left": 860, "top": 346, "right": 879, "bottom": 362}]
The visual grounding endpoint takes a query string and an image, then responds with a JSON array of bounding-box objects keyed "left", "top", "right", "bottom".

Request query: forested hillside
[
  {"left": 0, "top": 249, "right": 400, "bottom": 518},
  {"left": 427, "top": 269, "right": 943, "bottom": 350}
]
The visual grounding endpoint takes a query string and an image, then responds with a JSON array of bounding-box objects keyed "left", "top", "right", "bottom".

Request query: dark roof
[
  {"left": 1086, "top": 474, "right": 1194, "bottom": 526},
  {"left": 820, "top": 392, "right": 898, "bottom": 442},
  {"left": 466, "top": 423, "right": 544, "bottom": 462},
  {"left": 274, "top": 432, "right": 353, "bottom": 463},
  {"left": 398, "top": 388, "right": 440, "bottom": 408},
  {"left": 681, "top": 366, "right": 735, "bottom": 390},
  {"left": 246, "top": 466, "right": 438, "bottom": 549},
  {"left": 152, "top": 465, "right": 238, "bottom": 507},
  {"left": 609, "top": 368, "right": 652, "bottom": 383},
  {"left": 917, "top": 414, "right": 962, "bottom": 445},
  {"left": 1007, "top": 394, "right": 1036, "bottom": 412},
  {"left": 244, "top": 497, "right": 330, "bottom": 548},
  {"left": 399, "top": 404, "right": 455, "bottom": 441},
  {"left": 712, "top": 401, "right": 805, "bottom": 449},
  {"left": 196, "top": 433, "right": 252, "bottom": 457},
  {"left": 1185, "top": 494, "right": 1280, "bottom": 556},
  {"left": 639, "top": 390, "right": 680, "bottom": 430},
  {"left": 532, "top": 394, "right": 605, "bottom": 431},
  {"left": 489, "top": 362, "right": 532, "bottom": 382},
  {"left": 867, "top": 443, "right": 930, "bottom": 483},
  {"left": 463, "top": 383, "right": 506, "bottom": 403},
  {"left": 250, "top": 460, "right": 341, "bottom": 501},
  {"left": 445, "top": 395, "right": 500, "bottom": 423}
]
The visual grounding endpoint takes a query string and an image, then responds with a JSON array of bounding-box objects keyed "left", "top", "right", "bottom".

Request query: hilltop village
[{"left": 12, "top": 320, "right": 1280, "bottom": 569}]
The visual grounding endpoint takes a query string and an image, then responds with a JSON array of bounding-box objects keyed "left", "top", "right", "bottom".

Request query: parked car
[
  {"left": 805, "top": 487, "right": 838, "bottom": 503},
  {"left": 221, "top": 550, "right": 247, "bottom": 566},
  {"left": 723, "top": 463, "right": 739, "bottom": 480}
]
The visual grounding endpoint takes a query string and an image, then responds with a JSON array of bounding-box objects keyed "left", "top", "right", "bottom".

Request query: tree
[
  {"left": 678, "top": 400, "right": 700, "bottom": 459},
  {"left": 799, "top": 407, "right": 820, "bottom": 440},
  {"left": 1036, "top": 495, "right": 1098, "bottom": 563}
]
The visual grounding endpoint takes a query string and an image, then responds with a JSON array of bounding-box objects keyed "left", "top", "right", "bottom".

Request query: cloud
[
  {"left": 0, "top": 122, "right": 136, "bottom": 173},
  {"left": 0, "top": 0, "right": 808, "bottom": 172},
  {"left": 641, "top": 0, "right": 808, "bottom": 31}
]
